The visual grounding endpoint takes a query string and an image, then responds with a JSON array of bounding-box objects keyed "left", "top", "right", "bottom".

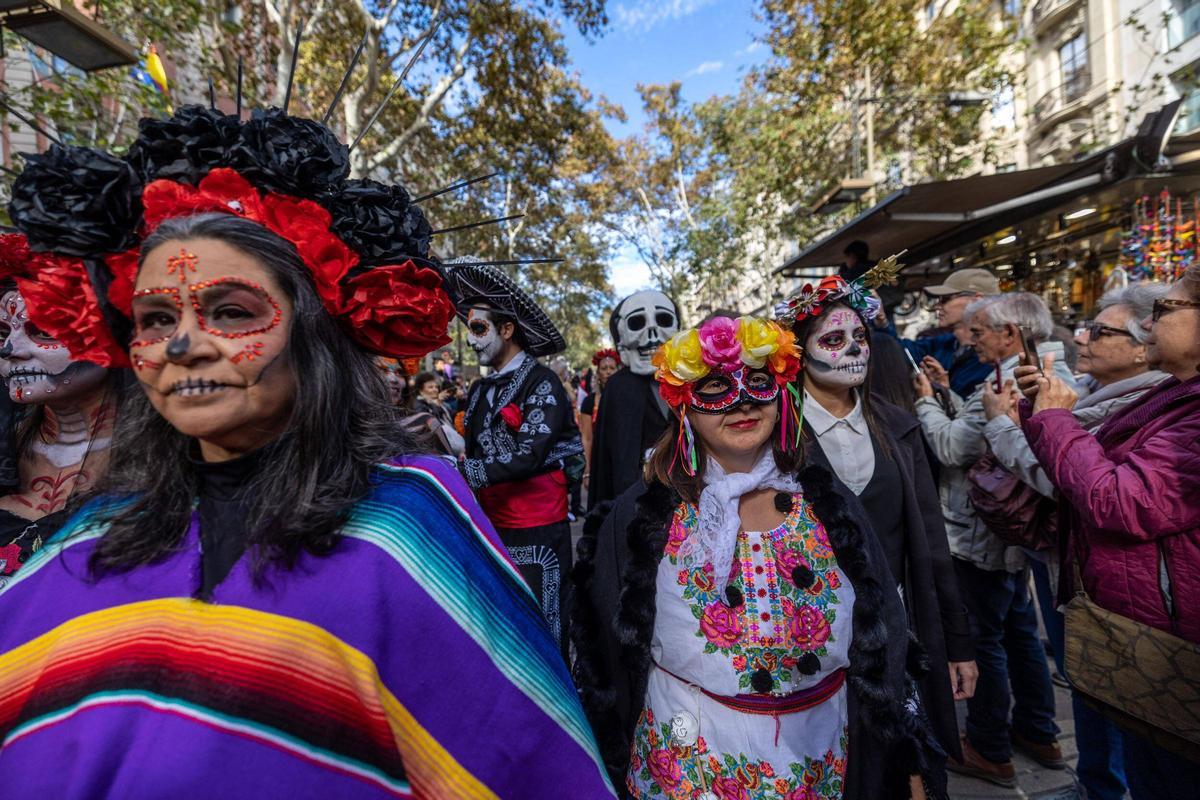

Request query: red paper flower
[
  {"left": 340, "top": 260, "right": 453, "bottom": 357},
  {"left": 16, "top": 258, "right": 129, "bottom": 368},
  {"left": 104, "top": 248, "right": 140, "bottom": 316},
  {"left": 499, "top": 403, "right": 523, "bottom": 432},
  {"left": 658, "top": 380, "right": 692, "bottom": 409},
  {"left": 0, "top": 234, "right": 33, "bottom": 281}
]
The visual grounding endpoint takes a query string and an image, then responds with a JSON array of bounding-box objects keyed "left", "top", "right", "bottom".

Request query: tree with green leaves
[
  {"left": 608, "top": 0, "right": 1018, "bottom": 313},
  {"left": 0, "top": 0, "right": 621, "bottom": 361}
]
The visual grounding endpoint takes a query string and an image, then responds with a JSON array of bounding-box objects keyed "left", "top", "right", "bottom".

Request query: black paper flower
[
  {"left": 9, "top": 144, "right": 142, "bottom": 257},
  {"left": 126, "top": 105, "right": 242, "bottom": 186},
  {"left": 230, "top": 108, "right": 350, "bottom": 198},
  {"left": 322, "top": 178, "right": 432, "bottom": 264}
]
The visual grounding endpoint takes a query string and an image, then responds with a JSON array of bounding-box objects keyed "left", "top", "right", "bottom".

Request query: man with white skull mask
[
  {"left": 587, "top": 289, "right": 681, "bottom": 508},
  {"left": 446, "top": 260, "right": 583, "bottom": 661},
  {"left": 779, "top": 263, "right": 979, "bottom": 780},
  {"left": 0, "top": 266, "right": 122, "bottom": 581}
]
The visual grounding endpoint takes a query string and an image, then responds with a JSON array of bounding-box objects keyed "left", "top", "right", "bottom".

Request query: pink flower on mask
[{"left": 698, "top": 317, "right": 742, "bottom": 371}]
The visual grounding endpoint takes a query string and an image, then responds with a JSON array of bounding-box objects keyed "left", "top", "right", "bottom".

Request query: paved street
[{"left": 948, "top": 675, "right": 1083, "bottom": 799}]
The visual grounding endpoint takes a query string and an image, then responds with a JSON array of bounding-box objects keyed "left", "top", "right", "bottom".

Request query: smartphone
[
  {"left": 904, "top": 348, "right": 922, "bottom": 377},
  {"left": 1018, "top": 325, "right": 1041, "bottom": 372}
]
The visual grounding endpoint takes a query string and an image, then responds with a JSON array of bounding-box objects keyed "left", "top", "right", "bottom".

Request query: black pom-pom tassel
[
  {"left": 797, "top": 653, "right": 821, "bottom": 675},
  {"left": 774, "top": 492, "right": 793, "bottom": 513}
]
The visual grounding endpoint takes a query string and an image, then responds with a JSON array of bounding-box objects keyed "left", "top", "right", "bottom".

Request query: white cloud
[
  {"left": 613, "top": 0, "right": 718, "bottom": 33},
  {"left": 739, "top": 40, "right": 762, "bottom": 56},
  {"left": 685, "top": 60, "right": 724, "bottom": 78}
]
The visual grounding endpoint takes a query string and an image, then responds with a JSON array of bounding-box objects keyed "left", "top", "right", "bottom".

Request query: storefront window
[
  {"left": 1177, "top": 85, "right": 1200, "bottom": 134},
  {"left": 1059, "top": 34, "right": 1089, "bottom": 102},
  {"left": 1168, "top": 0, "right": 1200, "bottom": 49}
]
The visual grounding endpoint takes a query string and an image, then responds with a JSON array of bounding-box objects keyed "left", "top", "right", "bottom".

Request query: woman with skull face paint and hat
[
  {"left": 0, "top": 106, "right": 616, "bottom": 799},
  {"left": 776, "top": 260, "right": 976, "bottom": 783},
  {"left": 0, "top": 234, "right": 127, "bottom": 581},
  {"left": 573, "top": 313, "right": 942, "bottom": 799}
]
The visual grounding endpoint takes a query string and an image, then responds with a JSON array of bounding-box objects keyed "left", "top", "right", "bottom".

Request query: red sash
[{"left": 477, "top": 470, "right": 567, "bottom": 529}]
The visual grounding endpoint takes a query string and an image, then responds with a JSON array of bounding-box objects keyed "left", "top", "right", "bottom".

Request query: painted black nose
[
  {"left": 166, "top": 332, "right": 191, "bottom": 362},
  {"left": 847, "top": 342, "right": 862, "bottom": 357}
]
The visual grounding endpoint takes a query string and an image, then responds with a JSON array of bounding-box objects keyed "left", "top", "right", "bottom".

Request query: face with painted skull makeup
[
  {"left": 0, "top": 289, "right": 107, "bottom": 404},
  {"left": 688, "top": 366, "right": 780, "bottom": 414},
  {"left": 466, "top": 307, "right": 514, "bottom": 367},
  {"left": 803, "top": 304, "right": 870, "bottom": 389},
  {"left": 131, "top": 237, "right": 296, "bottom": 460}
]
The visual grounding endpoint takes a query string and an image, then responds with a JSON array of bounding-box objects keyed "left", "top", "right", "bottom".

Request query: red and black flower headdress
[{"left": 6, "top": 105, "right": 454, "bottom": 367}]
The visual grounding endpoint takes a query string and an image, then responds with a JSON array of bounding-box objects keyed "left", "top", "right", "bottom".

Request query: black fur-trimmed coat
[{"left": 571, "top": 462, "right": 938, "bottom": 799}]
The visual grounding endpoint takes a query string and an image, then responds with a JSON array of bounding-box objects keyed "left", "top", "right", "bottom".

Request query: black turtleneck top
[{"left": 190, "top": 446, "right": 266, "bottom": 599}]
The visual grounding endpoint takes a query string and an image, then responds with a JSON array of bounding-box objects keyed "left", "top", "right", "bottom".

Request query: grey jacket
[
  {"left": 915, "top": 342, "right": 1077, "bottom": 571},
  {"left": 983, "top": 369, "right": 1169, "bottom": 498}
]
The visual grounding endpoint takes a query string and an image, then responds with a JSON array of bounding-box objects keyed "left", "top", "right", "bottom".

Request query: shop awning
[
  {"left": 776, "top": 155, "right": 1119, "bottom": 277},
  {"left": 776, "top": 103, "right": 1189, "bottom": 279}
]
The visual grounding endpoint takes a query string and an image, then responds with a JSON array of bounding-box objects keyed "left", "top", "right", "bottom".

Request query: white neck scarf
[{"left": 679, "top": 448, "right": 801, "bottom": 594}]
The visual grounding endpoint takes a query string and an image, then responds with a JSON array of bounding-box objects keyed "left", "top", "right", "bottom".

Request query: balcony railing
[{"left": 1032, "top": 70, "right": 1090, "bottom": 124}]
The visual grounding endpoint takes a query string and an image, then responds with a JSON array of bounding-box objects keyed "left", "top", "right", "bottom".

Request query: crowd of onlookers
[
  {"left": 380, "top": 262, "right": 1200, "bottom": 798},
  {"left": 860, "top": 262, "right": 1200, "bottom": 798}
]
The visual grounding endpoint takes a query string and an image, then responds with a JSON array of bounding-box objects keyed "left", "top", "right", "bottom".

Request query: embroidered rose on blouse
[
  {"left": 647, "top": 749, "right": 681, "bottom": 791},
  {"left": 699, "top": 601, "right": 744, "bottom": 647},
  {"left": 665, "top": 517, "right": 688, "bottom": 556},
  {"left": 774, "top": 543, "right": 805, "bottom": 575},
  {"left": 712, "top": 775, "right": 751, "bottom": 800},
  {"left": 787, "top": 787, "right": 819, "bottom": 800},
  {"left": 690, "top": 565, "right": 716, "bottom": 594},
  {"left": 789, "top": 605, "right": 832, "bottom": 651}
]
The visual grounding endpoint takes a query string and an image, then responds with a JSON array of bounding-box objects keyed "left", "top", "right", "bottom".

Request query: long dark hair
[
  {"left": 791, "top": 302, "right": 893, "bottom": 460},
  {"left": 866, "top": 332, "right": 917, "bottom": 415},
  {"left": 644, "top": 408, "right": 804, "bottom": 506},
  {"left": 89, "top": 213, "right": 415, "bottom": 576}
]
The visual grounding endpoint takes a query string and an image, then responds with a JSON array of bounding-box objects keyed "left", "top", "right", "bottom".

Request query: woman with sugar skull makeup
[
  {"left": 0, "top": 235, "right": 127, "bottom": 582},
  {"left": 777, "top": 260, "right": 976, "bottom": 783},
  {"left": 0, "top": 106, "right": 615, "bottom": 799},
  {"left": 573, "top": 313, "right": 944, "bottom": 799}
]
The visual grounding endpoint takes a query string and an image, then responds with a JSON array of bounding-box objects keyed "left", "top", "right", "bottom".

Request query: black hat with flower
[{"left": 6, "top": 104, "right": 454, "bottom": 367}]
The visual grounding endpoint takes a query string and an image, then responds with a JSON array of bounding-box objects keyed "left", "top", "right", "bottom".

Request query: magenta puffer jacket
[{"left": 1023, "top": 375, "right": 1200, "bottom": 643}]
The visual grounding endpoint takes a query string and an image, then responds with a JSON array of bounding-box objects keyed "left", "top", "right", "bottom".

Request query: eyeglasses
[
  {"left": 1077, "top": 321, "right": 1135, "bottom": 340},
  {"left": 1151, "top": 298, "right": 1200, "bottom": 322}
]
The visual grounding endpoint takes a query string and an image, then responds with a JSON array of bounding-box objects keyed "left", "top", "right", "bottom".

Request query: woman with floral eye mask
[
  {"left": 573, "top": 314, "right": 943, "bottom": 799},
  {"left": 781, "top": 263, "right": 977, "bottom": 791}
]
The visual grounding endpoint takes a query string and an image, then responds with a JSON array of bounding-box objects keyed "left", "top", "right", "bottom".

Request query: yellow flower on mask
[
  {"left": 654, "top": 328, "right": 710, "bottom": 385},
  {"left": 736, "top": 317, "right": 781, "bottom": 368}
]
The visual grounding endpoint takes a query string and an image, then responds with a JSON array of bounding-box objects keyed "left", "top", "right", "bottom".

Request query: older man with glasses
[{"left": 878, "top": 267, "right": 1000, "bottom": 398}]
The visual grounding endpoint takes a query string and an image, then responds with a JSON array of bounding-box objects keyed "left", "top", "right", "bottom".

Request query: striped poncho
[{"left": 0, "top": 456, "right": 615, "bottom": 799}]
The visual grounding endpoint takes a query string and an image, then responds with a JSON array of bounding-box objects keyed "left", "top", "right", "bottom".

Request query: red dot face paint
[{"left": 165, "top": 249, "right": 199, "bottom": 283}]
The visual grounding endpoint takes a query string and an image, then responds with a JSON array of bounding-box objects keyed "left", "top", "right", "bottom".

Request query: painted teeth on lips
[
  {"left": 833, "top": 363, "right": 866, "bottom": 372},
  {"left": 169, "top": 377, "right": 230, "bottom": 397},
  {"left": 5, "top": 368, "right": 51, "bottom": 384}
]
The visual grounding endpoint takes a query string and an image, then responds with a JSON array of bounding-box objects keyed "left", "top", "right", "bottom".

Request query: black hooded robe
[{"left": 586, "top": 368, "right": 667, "bottom": 511}]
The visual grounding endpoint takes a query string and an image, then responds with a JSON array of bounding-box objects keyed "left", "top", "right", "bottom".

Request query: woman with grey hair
[{"left": 980, "top": 281, "right": 1169, "bottom": 800}]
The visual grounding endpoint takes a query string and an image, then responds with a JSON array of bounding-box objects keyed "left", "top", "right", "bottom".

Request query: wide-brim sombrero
[{"left": 445, "top": 257, "right": 566, "bottom": 358}]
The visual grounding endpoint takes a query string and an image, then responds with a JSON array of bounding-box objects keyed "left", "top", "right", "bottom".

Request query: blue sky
[{"left": 560, "top": 0, "right": 765, "bottom": 296}]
